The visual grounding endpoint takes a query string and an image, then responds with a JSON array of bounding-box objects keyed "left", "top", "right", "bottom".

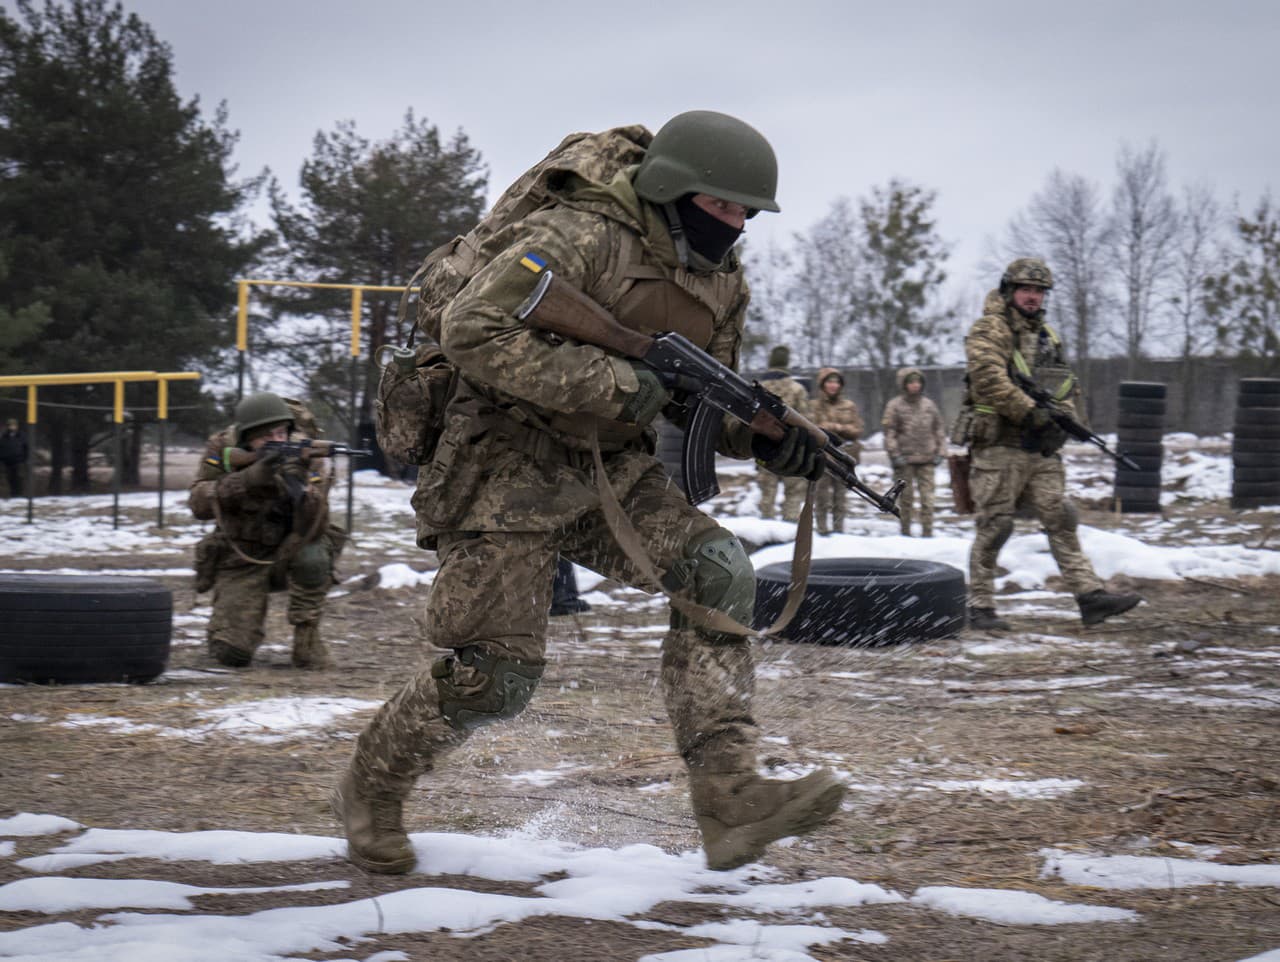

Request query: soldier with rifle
[
  {"left": 334, "top": 111, "right": 902, "bottom": 878},
  {"left": 957, "top": 258, "right": 1141, "bottom": 631},
  {"left": 189, "top": 392, "right": 360, "bottom": 668}
]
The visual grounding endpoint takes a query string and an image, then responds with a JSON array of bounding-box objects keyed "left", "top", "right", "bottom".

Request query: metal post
[
  {"left": 346, "top": 288, "right": 363, "bottom": 534},
  {"left": 157, "top": 418, "right": 166, "bottom": 528},
  {"left": 112, "top": 379, "right": 124, "bottom": 529},
  {"left": 235, "top": 281, "right": 249, "bottom": 404},
  {"left": 25, "top": 385, "right": 36, "bottom": 524}
]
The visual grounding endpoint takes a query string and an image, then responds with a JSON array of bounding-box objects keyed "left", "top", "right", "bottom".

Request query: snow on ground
[{"left": 9, "top": 816, "right": 1255, "bottom": 962}]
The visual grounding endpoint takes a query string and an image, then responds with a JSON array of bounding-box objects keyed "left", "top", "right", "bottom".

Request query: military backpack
[{"left": 374, "top": 125, "right": 653, "bottom": 465}]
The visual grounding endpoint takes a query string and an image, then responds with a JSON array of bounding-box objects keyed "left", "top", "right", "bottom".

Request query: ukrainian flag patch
[{"left": 519, "top": 251, "right": 547, "bottom": 273}]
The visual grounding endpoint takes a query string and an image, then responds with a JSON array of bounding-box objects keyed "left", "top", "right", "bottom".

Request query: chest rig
[{"left": 1010, "top": 320, "right": 1076, "bottom": 404}]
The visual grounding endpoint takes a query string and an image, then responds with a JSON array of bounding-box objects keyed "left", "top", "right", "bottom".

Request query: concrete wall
[{"left": 763, "top": 357, "right": 1280, "bottom": 437}]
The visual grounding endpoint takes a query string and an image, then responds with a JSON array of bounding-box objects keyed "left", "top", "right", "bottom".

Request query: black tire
[
  {"left": 1232, "top": 495, "right": 1280, "bottom": 510},
  {"left": 1231, "top": 481, "right": 1280, "bottom": 499},
  {"left": 1116, "top": 442, "right": 1164, "bottom": 460},
  {"left": 1233, "top": 467, "right": 1280, "bottom": 483},
  {"left": 1116, "top": 398, "right": 1167, "bottom": 415},
  {"left": 1116, "top": 413, "right": 1166, "bottom": 430},
  {"left": 1114, "top": 485, "right": 1165, "bottom": 503},
  {"left": 1118, "top": 382, "right": 1167, "bottom": 399},
  {"left": 1234, "top": 408, "right": 1280, "bottom": 427},
  {"left": 753, "top": 558, "right": 966, "bottom": 646},
  {"left": 1116, "top": 428, "right": 1165, "bottom": 446},
  {"left": 1238, "top": 392, "right": 1280, "bottom": 408},
  {"left": 1119, "top": 499, "right": 1161, "bottom": 514},
  {"left": 1117, "top": 454, "right": 1163, "bottom": 472},
  {"left": 0, "top": 575, "right": 171, "bottom": 684},
  {"left": 1238, "top": 378, "right": 1280, "bottom": 396},
  {"left": 1233, "top": 447, "right": 1280, "bottom": 463},
  {"left": 1232, "top": 439, "right": 1280, "bottom": 457},
  {"left": 1233, "top": 424, "right": 1280, "bottom": 441},
  {"left": 1114, "top": 470, "right": 1161, "bottom": 488}
]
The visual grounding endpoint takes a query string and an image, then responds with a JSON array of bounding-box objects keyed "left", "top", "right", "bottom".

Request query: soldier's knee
[
  {"left": 983, "top": 514, "right": 1015, "bottom": 552},
  {"left": 663, "top": 528, "right": 756, "bottom": 636},
  {"left": 290, "top": 541, "right": 332, "bottom": 590},
  {"left": 1041, "top": 499, "right": 1078, "bottom": 534},
  {"left": 432, "top": 645, "right": 545, "bottom": 731}
]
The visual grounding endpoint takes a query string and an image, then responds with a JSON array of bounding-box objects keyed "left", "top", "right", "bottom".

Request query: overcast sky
[{"left": 29, "top": 0, "right": 1280, "bottom": 306}]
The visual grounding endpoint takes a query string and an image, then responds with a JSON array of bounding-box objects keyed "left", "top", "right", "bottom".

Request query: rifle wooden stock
[{"left": 517, "top": 271, "right": 654, "bottom": 360}]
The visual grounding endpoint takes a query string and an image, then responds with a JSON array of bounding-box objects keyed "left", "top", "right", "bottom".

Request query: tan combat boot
[
  {"left": 690, "top": 769, "right": 846, "bottom": 871},
  {"left": 331, "top": 769, "right": 416, "bottom": 874},
  {"left": 291, "top": 623, "right": 330, "bottom": 669}
]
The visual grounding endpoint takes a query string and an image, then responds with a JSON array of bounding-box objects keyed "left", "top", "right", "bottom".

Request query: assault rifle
[
  {"left": 516, "top": 271, "right": 905, "bottom": 517},
  {"left": 1010, "top": 371, "right": 1140, "bottom": 471},
  {"left": 223, "top": 439, "right": 372, "bottom": 469}
]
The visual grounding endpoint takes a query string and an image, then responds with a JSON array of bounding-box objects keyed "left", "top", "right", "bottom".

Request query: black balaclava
[{"left": 673, "top": 194, "right": 743, "bottom": 264}]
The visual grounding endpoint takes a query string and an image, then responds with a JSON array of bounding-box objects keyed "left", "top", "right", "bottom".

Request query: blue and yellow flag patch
[{"left": 519, "top": 251, "right": 547, "bottom": 274}]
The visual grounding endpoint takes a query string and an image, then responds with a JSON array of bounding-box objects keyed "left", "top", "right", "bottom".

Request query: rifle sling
[{"left": 587, "top": 424, "right": 814, "bottom": 638}]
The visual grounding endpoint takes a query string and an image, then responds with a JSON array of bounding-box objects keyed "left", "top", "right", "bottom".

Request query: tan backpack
[{"left": 374, "top": 125, "right": 652, "bottom": 465}]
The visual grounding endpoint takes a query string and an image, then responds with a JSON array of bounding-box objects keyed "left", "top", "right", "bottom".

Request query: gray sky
[{"left": 45, "top": 1, "right": 1280, "bottom": 301}]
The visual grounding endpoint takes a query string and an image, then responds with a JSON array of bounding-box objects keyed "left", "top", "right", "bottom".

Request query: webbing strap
[{"left": 587, "top": 425, "right": 814, "bottom": 637}]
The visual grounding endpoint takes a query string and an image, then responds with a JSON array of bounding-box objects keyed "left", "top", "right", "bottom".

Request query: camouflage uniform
[
  {"left": 964, "top": 289, "right": 1102, "bottom": 609},
  {"left": 881, "top": 366, "right": 946, "bottom": 536},
  {"left": 188, "top": 407, "right": 342, "bottom": 668},
  {"left": 809, "top": 367, "right": 863, "bottom": 535},
  {"left": 756, "top": 355, "right": 810, "bottom": 522},
  {"left": 351, "top": 166, "right": 778, "bottom": 817}
]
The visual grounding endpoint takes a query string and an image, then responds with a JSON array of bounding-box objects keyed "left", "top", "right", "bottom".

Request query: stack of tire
[
  {"left": 1231, "top": 378, "right": 1280, "bottom": 510},
  {"left": 1113, "top": 381, "right": 1166, "bottom": 513}
]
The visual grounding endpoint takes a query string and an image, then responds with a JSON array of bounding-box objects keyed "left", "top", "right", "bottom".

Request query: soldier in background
[
  {"left": 881, "top": 367, "right": 946, "bottom": 537},
  {"left": 333, "top": 111, "right": 843, "bottom": 878},
  {"left": 961, "top": 258, "right": 1140, "bottom": 631},
  {"left": 809, "top": 367, "right": 863, "bottom": 535},
  {"left": 188, "top": 392, "right": 344, "bottom": 668},
  {"left": 0, "top": 419, "right": 28, "bottom": 498},
  {"left": 756, "top": 345, "right": 811, "bottom": 522}
]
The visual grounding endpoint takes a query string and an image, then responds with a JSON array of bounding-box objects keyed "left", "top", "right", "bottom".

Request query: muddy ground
[{"left": 0, "top": 463, "right": 1278, "bottom": 961}]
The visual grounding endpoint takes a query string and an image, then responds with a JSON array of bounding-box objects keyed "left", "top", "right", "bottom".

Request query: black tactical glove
[
  {"left": 617, "top": 363, "right": 671, "bottom": 425},
  {"left": 278, "top": 457, "right": 310, "bottom": 503},
  {"left": 241, "top": 448, "right": 283, "bottom": 494},
  {"left": 752, "top": 424, "right": 825, "bottom": 480}
]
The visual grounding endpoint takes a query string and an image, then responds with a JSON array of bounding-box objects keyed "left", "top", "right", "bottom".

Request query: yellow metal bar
[
  {"left": 27, "top": 385, "right": 37, "bottom": 424},
  {"left": 155, "top": 372, "right": 201, "bottom": 381},
  {"left": 0, "top": 371, "right": 159, "bottom": 388},
  {"left": 157, "top": 379, "right": 169, "bottom": 420},
  {"left": 350, "top": 288, "right": 363, "bottom": 357},
  {"left": 236, "top": 280, "right": 249, "bottom": 352},
  {"left": 113, "top": 380, "right": 125, "bottom": 423},
  {"left": 237, "top": 278, "right": 417, "bottom": 294}
]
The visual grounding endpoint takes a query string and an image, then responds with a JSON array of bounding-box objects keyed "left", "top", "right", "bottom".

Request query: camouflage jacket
[
  {"left": 964, "top": 290, "right": 1079, "bottom": 448},
  {"left": 415, "top": 166, "right": 754, "bottom": 541},
  {"left": 809, "top": 367, "right": 863, "bottom": 459},
  {"left": 881, "top": 366, "right": 946, "bottom": 463},
  {"left": 189, "top": 428, "right": 332, "bottom": 559}
]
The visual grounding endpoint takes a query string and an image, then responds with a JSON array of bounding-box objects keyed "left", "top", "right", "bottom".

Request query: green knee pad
[
  {"left": 433, "top": 645, "right": 545, "bottom": 731},
  {"left": 290, "top": 541, "right": 332, "bottom": 590},
  {"left": 663, "top": 528, "right": 756, "bottom": 637}
]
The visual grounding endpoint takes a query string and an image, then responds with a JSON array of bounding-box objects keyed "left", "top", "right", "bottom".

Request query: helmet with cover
[
  {"left": 233, "top": 392, "right": 294, "bottom": 446},
  {"left": 633, "top": 110, "right": 780, "bottom": 215},
  {"left": 1000, "top": 257, "right": 1054, "bottom": 294}
]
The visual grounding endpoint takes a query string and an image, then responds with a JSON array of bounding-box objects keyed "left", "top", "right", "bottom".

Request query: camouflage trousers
[
  {"left": 968, "top": 446, "right": 1102, "bottom": 609},
  {"left": 893, "top": 462, "right": 937, "bottom": 536},
  {"left": 351, "top": 462, "right": 763, "bottom": 798},
  {"left": 813, "top": 473, "right": 848, "bottom": 535},
  {"left": 758, "top": 469, "right": 806, "bottom": 522},
  {"left": 207, "top": 538, "right": 336, "bottom": 657}
]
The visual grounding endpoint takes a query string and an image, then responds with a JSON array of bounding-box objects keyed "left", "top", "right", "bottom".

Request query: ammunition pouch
[
  {"left": 374, "top": 342, "right": 458, "bottom": 465},
  {"left": 415, "top": 407, "right": 496, "bottom": 530}
]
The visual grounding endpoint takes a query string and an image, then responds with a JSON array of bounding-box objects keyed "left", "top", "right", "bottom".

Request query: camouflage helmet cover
[
  {"left": 1000, "top": 257, "right": 1054, "bottom": 292},
  {"left": 233, "top": 392, "right": 294, "bottom": 445},
  {"left": 633, "top": 110, "right": 780, "bottom": 215}
]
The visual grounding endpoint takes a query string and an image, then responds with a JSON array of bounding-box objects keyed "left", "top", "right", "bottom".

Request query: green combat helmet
[
  {"left": 1000, "top": 257, "right": 1054, "bottom": 294},
  {"left": 633, "top": 110, "right": 780, "bottom": 215},
  {"left": 233, "top": 392, "right": 294, "bottom": 445}
]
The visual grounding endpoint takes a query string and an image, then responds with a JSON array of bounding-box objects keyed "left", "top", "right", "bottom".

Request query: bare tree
[
  {"left": 1168, "top": 183, "right": 1227, "bottom": 360},
  {"left": 1108, "top": 142, "right": 1179, "bottom": 374},
  {"left": 739, "top": 236, "right": 797, "bottom": 369},
  {"left": 1003, "top": 169, "right": 1112, "bottom": 406},
  {"left": 787, "top": 197, "right": 862, "bottom": 368}
]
